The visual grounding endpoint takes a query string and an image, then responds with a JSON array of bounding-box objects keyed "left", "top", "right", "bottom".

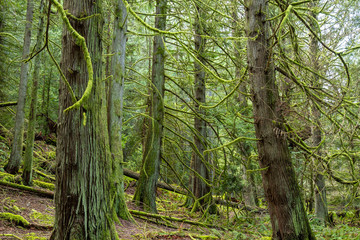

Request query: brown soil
[{"left": 0, "top": 184, "right": 207, "bottom": 239}]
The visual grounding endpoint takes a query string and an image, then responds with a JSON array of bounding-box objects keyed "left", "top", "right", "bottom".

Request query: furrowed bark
[
  {"left": 51, "top": 0, "right": 118, "bottom": 239},
  {"left": 245, "top": 0, "right": 315, "bottom": 239}
]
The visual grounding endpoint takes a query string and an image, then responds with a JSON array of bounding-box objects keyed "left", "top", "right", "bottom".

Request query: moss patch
[
  {"left": 0, "top": 212, "right": 30, "bottom": 227},
  {"left": 30, "top": 209, "right": 54, "bottom": 225},
  {"left": 24, "top": 232, "right": 47, "bottom": 240},
  {"left": 33, "top": 180, "right": 55, "bottom": 191}
]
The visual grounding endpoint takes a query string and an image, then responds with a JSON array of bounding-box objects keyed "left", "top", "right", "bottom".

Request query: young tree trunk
[
  {"left": 133, "top": 0, "right": 167, "bottom": 213},
  {"left": 22, "top": 0, "right": 46, "bottom": 186},
  {"left": 6, "top": 0, "right": 34, "bottom": 174},
  {"left": 231, "top": 0, "right": 258, "bottom": 207},
  {"left": 190, "top": 3, "right": 216, "bottom": 214},
  {"left": 108, "top": 0, "right": 133, "bottom": 221},
  {"left": 245, "top": 0, "right": 315, "bottom": 239},
  {"left": 309, "top": 0, "right": 329, "bottom": 226},
  {"left": 40, "top": 68, "right": 52, "bottom": 136},
  {"left": 51, "top": 0, "right": 117, "bottom": 238}
]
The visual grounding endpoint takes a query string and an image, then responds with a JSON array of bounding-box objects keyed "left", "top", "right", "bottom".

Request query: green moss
[
  {"left": 30, "top": 209, "right": 54, "bottom": 225},
  {"left": 24, "top": 233, "right": 47, "bottom": 240},
  {"left": 0, "top": 171, "right": 15, "bottom": 181},
  {"left": 33, "top": 180, "right": 55, "bottom": 191},
  {"left": 0, "top": 212, "right": 30, "bottom": 227}
]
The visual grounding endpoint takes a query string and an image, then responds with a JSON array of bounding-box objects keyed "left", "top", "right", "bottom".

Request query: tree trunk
[
  {"left": 190, "top": 3, "right": 216, "bottom": 214},
  {"left": 231, "top": 0, "right": 258, "bottom": 207},
  {"left": 133, "top": 0, "right": 167, "bottom": 213},
  {"left": 6, "top": 0, "right": 34, "bottom": 174},
  {"left": 51, "top": 0, "right": 117, "bottom": 238},
  {"left": 309, "top": 0, "right": 329, "bottom": 226},
  {"left": 245, "top": 0, "right": 314, "bottom": 239},
  {"left": 0, "top": 3, "right": 5, "bottom": 101},
  {"left": 40, "top": 67, "right": 52, "bottom": 136},
  {"left": 22, "top": 0, "right": 46, "bottom": 186},
  {"left": 108, "top": 0, "right": 133, "bottom": 221}
]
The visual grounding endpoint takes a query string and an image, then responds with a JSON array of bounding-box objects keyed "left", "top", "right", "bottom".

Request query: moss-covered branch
[
  {"left": 0, "top": 101, "right": 17, "bottom": 107},
  {"left": 51, "top": 0, "right": 94, "bottom": 112}
]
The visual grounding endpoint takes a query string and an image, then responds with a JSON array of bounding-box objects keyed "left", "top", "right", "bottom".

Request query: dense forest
[{"left": 0, "top": 0, "right": 360, "bottom": 239}]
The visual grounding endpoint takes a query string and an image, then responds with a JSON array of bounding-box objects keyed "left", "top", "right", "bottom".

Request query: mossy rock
[{"left": 0, "top": 212, "right": 30, "bottom": 227}]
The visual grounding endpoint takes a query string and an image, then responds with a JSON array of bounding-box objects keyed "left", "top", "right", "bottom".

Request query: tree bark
[
  {"left": 189, "top": 3, "right": 216, "bottom": 214},
  {"left": 22, "top": 0, "right": 46, "bottom": 186},
  {"left": 51, "top": 0, "right": 117, "bottom": 239},
  {"left": 133, "top": 0, "right": 167, "bottom": 213},
  {"left": 6, "top": 0, "right": 34, "bottom": 174},
  {"left": 109, "top": 0, "right": 133, "bottom": 221},
  {"left": 40, "top": 67, "right": 52, "bottom": 136},
  {"left": 231, "top": 0, "right": 258, "bottom": 207},
  {"left": 245, "top": 0, "right": 314, "bottom": 239},
  {"left": 309, "top": 0, "right": 329, "bottom": 226}
]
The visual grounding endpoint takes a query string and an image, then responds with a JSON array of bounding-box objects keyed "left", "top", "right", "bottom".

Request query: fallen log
[
  {"left": 129, "top": 209, "right": 225, "bottom": 230},
  {"left": 0, "top": 180, "right": 54, "bottom": 199},
  {"left": 123, "top": 168, "right": 186, "bottom": 195},
  {"left": 123, "top": 168, "right": 266, "bottom": 213}
]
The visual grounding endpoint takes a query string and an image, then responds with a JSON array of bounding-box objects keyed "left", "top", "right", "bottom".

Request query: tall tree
[
  {"left": 231, "top": 0, "right": 258, "bottom": 207},
  {"left": 22, "top": 0, "right": 46, "bottom": 186},
  {"left": 51, "top": 0, "right": 117, "bottom": 238},
  {"left": 6, "top": 0, "right": 34, "bottom": 174},
  {"left": 245, "top": 0, "right": 315, "bottom": 239},
  {"left": 108, "top": 0, "right": 133, "bottom": 221},
  {"left": 190, "top": 3, "right": 216, "bottom": 214},
  {"left": 309, "top": 0, "right": 329, "bottom": 225},
  {"left": 133, "top": 0, "right": 167, "bottom": 213}
]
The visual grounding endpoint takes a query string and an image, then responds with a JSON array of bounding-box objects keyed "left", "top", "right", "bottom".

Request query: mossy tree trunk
[
  {"left": 231, "top": 0, "right": 258, "bottom": 207},
  {"left": 108, "top": 0, "right": 133, "bottom": 221},
  {"left": 133, "top": 0, "right": 167, "bottom": 213},
  {"left": 6, "top": 0, "right": 34, "bottom": 174},
  {"left": 51, "top": 0, "right": 118, "bottom": 239},
  {"left": 0, "top": 3, "right": 5, "bottom": 101},
  {"left": 245, "top": 0, "right": 315, "bottom": 239},
  {"left": 40, "top": 68, "right": 52, "bottom": 136},
  {"left": 22, "top": 0, "right": 46, "bottom": 186},
  {"left": 309, "top": 0, "right": 329, "bottom": 226},
  {"left": 189, "top": 3, "right": 216, "bottom": 214}
]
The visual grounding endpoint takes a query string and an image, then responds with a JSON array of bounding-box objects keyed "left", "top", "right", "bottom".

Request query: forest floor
[
  {"left": 0, "top": 182, "right": 220, "bottom": 240},
  {"left": 1, "top": 140, "right": 360, "bottom": 239}
]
